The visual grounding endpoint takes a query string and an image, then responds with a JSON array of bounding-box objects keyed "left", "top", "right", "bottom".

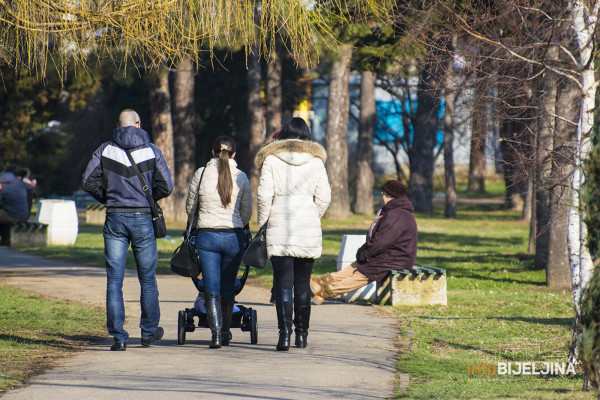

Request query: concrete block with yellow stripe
[{"left": 377, "top": 266, "right": 447, "bottom": 306}]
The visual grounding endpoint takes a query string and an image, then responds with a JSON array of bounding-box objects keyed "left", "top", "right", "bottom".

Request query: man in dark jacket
[
  {"left": 0, "top": 166, "right": 33, "bottom": 245},
  {"left": 310, "top": 180, "right": 418, "bottom": 304},
  {"left": 82, "top": 109, "right": 174, "bottom": 351}
]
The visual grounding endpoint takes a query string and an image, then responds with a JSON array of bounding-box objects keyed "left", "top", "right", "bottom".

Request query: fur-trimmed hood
[{"left": 254, "top": 139, "right": 327, "bottom": 168}]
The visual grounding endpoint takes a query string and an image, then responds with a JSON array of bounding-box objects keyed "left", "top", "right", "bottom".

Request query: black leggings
[{"left": 271, "top": 256, "right": 314, "bottom": 295}]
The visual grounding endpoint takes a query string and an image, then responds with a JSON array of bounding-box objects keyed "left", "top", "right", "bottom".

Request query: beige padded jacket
[
  {"left": 185, "top": 158, "right": 252, "bottom": 229},
  {"left": 254, "top": 139, "right": 331, "bottom": 259}
]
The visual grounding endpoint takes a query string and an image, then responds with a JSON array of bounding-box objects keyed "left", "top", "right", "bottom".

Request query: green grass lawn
[
  {"left": 0, "top": 285, "right": 105, "bottom": 392},
  {"left": 6, "top": 189, "right": 594, "bottom": 398},
  {"left": 395, "top": 205, "right": 591, "bottom": 399}
]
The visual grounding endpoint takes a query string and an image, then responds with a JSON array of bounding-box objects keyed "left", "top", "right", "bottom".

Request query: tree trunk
[
  {"left": 409, "top": 59, "right": 438, "bottom": 213},
  {"left": 266, "top": 43, "right": 282, "bottom": 138},
  {"left": 568, "top": 0, "right": 597, "bottom": 321},
  {"left": 547, "top": 78, "right": 578, "bottom": 289},
  {"left": 172, "top": 56, "right": 196, "bottom": 223},
  {"left": 500, "top": 118, "right": 521, "bottom": 210},
  {"left": 468, "top": 77, "right": 487, "bottom": 193},
  {"left": 522, "top": 107, "right": 537, "bottom": 223},
  {"left": 146, "top": 69, "right": 175, "bottom": 219},
  {"left": 568, "top": 2, "right": 598, "bottom": 368},
  {"left": 354, "top": 70, "right": 375, "bottom": 216},
  {"left": 534, "top": 52, "right": 558, "bottom": 271},
  {"left": 324, "top": 44, "right": 352, "bottom": 220},
  {"left": 247, "top": 48, "right": 264, "bottom": 221},
  {"left": 443, "top": 54, "right": 457, "bottom": 219}
]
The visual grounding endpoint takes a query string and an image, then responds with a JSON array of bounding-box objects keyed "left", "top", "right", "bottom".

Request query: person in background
[
  {"left": 82, "top": 109, "right": 174, "bottom": 351},
  {"left": 254, "top": 117, "right": 331, "bottom": 351},
  {"left": 186, "top": 136, "right": 252, "bottom": 348},
  {"left": 310, "top": 180, "right": 418, "bottom": 304},
  {"left": 0, "top": 165, "right": 34, "bottom": 246},
  {"left": 15, "top": 166, "right": 36, "bottom": 215}
]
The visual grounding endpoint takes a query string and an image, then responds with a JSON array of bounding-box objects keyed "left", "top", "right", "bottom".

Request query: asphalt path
[{"left": 0, "top": 246, "right": 398, "bottom": 400}]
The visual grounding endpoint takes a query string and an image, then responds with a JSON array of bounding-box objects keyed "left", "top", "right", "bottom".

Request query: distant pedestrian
[
  {"left": 0, "top": 165, "right": 34, "bottom": 245},
  {"left": 310, "top": 180, "right": 418, "bottom": 303},
  {"left": 254, "top": 117, "right": 331, "bottom": 351},
  {"left": 82, "top": 109, "right": 174, "bottom": 351},
  {"left": 185, "top": 136, "right": 252, "bottom": 348}
]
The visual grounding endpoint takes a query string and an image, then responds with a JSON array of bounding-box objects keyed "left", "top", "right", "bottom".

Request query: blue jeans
[
  {"left": 104, "top": 212, "right": 160, "bottom": 343},
  {"left": 195, "top": 231, "right": 244, "bottom": 299}
]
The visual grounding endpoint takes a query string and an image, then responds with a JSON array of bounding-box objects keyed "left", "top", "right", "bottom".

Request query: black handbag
[
  {"left": 170, "top": 238, "right": 201, "bottom": 277},
  {"left": 170, "top": 167, "right": 206, "bottom": 277},
  {"left": 242, "top": 224, "right": 268, "bottom": 269},
  {"left": 125, "top": 149, "right": 167, "bottom": 238}
]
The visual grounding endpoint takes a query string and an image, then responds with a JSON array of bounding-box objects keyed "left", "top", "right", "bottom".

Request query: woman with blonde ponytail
[{"left": 185, "top": 136, "right": 252, "bottom": 348}]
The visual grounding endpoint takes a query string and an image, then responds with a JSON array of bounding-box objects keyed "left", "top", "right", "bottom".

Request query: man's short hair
[{"left": 118, "top": 109, "right": 140, "bottom": 127}]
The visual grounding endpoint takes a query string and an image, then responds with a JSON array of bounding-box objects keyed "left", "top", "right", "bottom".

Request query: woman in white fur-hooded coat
[{"left": 254, "top": 117, "right": 331, "bottom": 351}]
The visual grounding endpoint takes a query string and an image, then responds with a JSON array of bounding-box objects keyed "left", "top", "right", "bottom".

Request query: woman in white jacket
[
  {"left": 186, "top": 136, "right": 252, "bottom": 348},
  {"left": 255, "top": 117, "right": 331, "bottom": 351}
]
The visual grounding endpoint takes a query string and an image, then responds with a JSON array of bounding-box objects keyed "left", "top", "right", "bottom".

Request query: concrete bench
[
  {"left": 86, "top": 204, "right": 106, "bottom": 225},
  {"left": 376, "top": 266, "right": 447, "bottom": 306},
  {"left": 337, "top": 235, "right": 377, "bottom": 303},
  {"left": 336, "top": 234, "right": 447, "bottom": 306},
  {"left": 9, "top": 222, "right": 48, "bottom": 247}
]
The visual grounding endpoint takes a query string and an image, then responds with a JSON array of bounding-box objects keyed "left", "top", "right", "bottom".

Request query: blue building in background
[{"left": 310, "top": 73, "right": 476, "bottom": 175}]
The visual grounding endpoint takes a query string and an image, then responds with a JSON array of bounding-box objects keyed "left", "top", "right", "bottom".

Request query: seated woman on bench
[{"left": 310, "top": 180, "right": 418, "bottom": 304}]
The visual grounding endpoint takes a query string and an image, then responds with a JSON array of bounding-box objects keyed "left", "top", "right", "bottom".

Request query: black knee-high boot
[
  {"left": 293, "top": 290, "right": 311, "bottom": 348},
  {"left": 276, "top": 288, "right": 293, "bottom": 351},
  {"left": 221, "top": 298, "right": 235, "bottom": 346},
  {"left": 205, "top": 292, "right": 222, "bottom": 349}
]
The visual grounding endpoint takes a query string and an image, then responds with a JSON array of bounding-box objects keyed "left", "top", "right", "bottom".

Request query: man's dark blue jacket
[
  {"left": 82, "top": 126, "right": 174, "bottom": 210},
  {"left": 0, "top": 171, "right": 30, "bottom": 221}
]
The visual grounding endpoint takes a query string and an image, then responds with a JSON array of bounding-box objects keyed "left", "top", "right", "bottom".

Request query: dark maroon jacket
[{"left": 355, "top": 196, "right": 418, "bottom": 281}]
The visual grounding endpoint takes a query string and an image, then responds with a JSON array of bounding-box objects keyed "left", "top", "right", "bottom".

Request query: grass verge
[{"left": 0, "top": 284, "right": 105, "bottom": 392}]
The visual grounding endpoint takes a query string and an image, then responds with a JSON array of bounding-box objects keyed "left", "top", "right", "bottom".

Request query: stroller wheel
[
  {"left": 177, "top": 310, "right": 186, "bottom": 345},
  {"left": 250, "top": 309, "right": 258, "bottom": 344}
]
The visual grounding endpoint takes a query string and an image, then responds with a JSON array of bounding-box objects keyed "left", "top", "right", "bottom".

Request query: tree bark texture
[
  {"left": 354, "top": 70, "right": 375, "bottom": 216},
  {"left": 266, "top": 44, "right": 282, "bottom": 138},
  {"left": 172, "top": 56, "right": 196, "bottom": 223},
  {"left": 468, "top": 77, "right": 487, "bottom": 193},
  {"left": 500, "top": 118, "right": 524, "bottom": 211},
  {"left": 534, "top": 53, "right": 558, "bottom": 271},
  {"left": 409, "top": 59, "right": 438, "bottom": 213},
  {"left": 568, "top": 2, "right": 596, "bottom": 295},
  {"left": 547, "top": 78, "right": 578, "bottom": 289},
  {"left": 324, "top": 44, "right": 352, "bottom": 220},
  {"left": 568, "top": 2, "right": 598, "bottom": 368},
  {"left": 147, "top": 69, "right": 175, "bottom": 220},
  {"left": 247, "top": 49, "right": 264, "bottom": 220},
  {"left": 443, "top": 55, "right": 457, "bottom": 219},
  {"left": 499, "top": 89, "right": 535, "bottom": 222}
]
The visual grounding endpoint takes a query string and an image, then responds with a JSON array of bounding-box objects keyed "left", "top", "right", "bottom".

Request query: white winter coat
[
  {"left": 186, "top": 158, "right": 252, "bottom": 229},
  {"left": 254, "top": 139, "right": 331, "bottom": 259}
]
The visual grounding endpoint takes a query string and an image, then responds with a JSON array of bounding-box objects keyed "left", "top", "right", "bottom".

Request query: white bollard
[
  {"left": 37, "top": 199, "right": 79, "bottom": 245},
  {"left": 337, "top": 234, "right": 377, "bottom": 303}
]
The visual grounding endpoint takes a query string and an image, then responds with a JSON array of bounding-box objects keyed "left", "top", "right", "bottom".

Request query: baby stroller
[{"left": 177, "top": 263, "right": 258, "bottom": 345}]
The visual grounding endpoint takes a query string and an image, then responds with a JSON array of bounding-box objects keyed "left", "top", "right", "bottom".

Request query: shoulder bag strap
[
  {"left": 124, "top": 149, "right": 159, "bottom": 218},
  {"left": 186, "top": 166, "right": 207, "bottom": 238}
]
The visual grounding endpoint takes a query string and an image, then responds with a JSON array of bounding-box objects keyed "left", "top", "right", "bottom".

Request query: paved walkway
[{"left": 0, "top": 247, "right": 398, "bottom": 400}]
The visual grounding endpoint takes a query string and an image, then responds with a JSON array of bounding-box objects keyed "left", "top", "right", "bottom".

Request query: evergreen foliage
[
  {"left": 579, "top": 264, "right": 600, "bottom": 391},
  {"left": 584, "top": 142, "right": 600, "bottom": 260}
]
